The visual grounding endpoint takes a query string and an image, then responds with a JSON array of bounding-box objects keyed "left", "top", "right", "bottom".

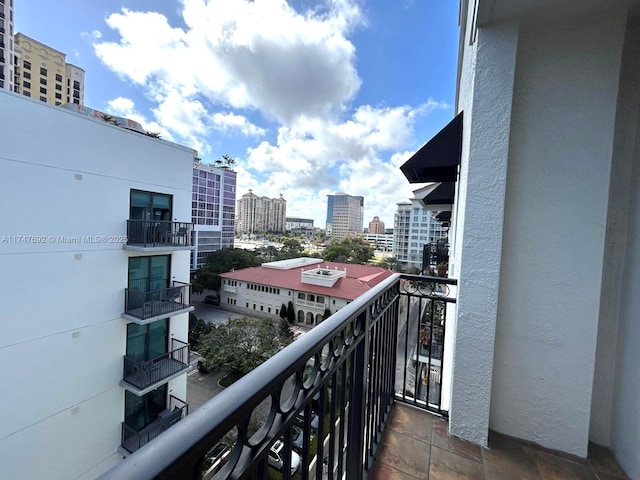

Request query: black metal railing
[
  {"left": 124, "top": 282, "right": 191, "bottom": 320},
  {"left": 122, "top": 395, "right": 188, "bottom": 454},
  {"left": 126, "top": 220, "right": 193, "bottom": 248},
  {"left": 122, "top": 339, "right": 190, "bottom": 390},
  {"left": 100, "top": 274, "right": 456, "bottom": 480}
]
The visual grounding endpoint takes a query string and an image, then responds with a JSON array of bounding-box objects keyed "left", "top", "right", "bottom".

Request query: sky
[{"left": 16, "top": 0, "right": 460, "bottom": 228}]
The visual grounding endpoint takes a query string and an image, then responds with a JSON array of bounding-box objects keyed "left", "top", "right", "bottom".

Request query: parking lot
[{"left": 190, "top": 291, "right": 245, "bottom": 326}]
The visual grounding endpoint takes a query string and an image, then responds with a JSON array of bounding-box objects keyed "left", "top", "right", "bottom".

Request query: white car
[{"left": 268, "top": 440, "right": 301, "bottom": 475}]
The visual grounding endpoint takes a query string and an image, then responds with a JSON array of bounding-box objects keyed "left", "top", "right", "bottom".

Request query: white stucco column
[{"left": 448, "top": 23, "right": 519, "bottom": 446}]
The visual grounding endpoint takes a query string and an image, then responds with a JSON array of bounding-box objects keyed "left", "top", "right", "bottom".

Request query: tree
[
  {"left": 279, "top": 317, "right": 294, "bottom": 343},
  {"left": 323, "top": 308, "right": 332, "bottom": 321},
  {"left": 322, "top": 236, "right": 374, "bottom": 264},
  {"left": 198, "top": 317, "right": 290, "bottom": 375},
  {"left": 279, "top": 303, "right": 288, "bottom": 320},
  {"left": 188, "top": 312, "right": 213, "bottom": 351},
  {"left": 192, "top": 248, "right": 261, "bottom": 291},
  {"left": 287, "top": 301, "right": 296, "bottom": 324}
]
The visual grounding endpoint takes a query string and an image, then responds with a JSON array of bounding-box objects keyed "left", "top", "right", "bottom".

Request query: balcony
[
  {"left": 124, "top": 220, "right": 194, "bottom": 251},
  {"left": 121, "top": 396, "right": 188, "bottom": 455},
  {"left": 122, "top": 281, "right": 194, "bottom": 324},
  {"left": 121, "top": 339, "right": 191, "bottom": 395},
  {"left": 100, "top": 273, "right": 457, "bottom": 479}
]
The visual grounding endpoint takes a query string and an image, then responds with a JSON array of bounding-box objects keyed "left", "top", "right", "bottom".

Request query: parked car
[
  {"left": 295, "top": 410, "right": 320, "bottom": 432},
  {"left": 203, "top": 293, "right": 220, "bottom": 305},
  {"left": 268, "top": 440, "right": 301, "bottom": 474},
  {"left": 201, "top": 441, "right": 231, "bottom": 479}
]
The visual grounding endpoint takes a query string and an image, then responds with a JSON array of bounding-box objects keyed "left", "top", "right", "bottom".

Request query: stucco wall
[{"left": 490, "top": 13, "right": 626, "bottom": 456}]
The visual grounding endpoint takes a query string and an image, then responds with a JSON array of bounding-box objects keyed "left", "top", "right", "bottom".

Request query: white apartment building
[
  {"left": 285, "top": 217, "right": 314, "bottom": 231},
  {"left": 220, "top": 257, "right": 394, "bottom": 326},
  {"left": 362, "top": 233, "right": 394, "bottom": 252},
  {"left": 392, "top": 189, "right": 448, "bottom": 272},
  {"left": 0, "top": 0, "right": 15, "bottom": 92},
  {"left": 0, "top": 90, "right": 194, "bottom": 479},
  {"left": 236, "top": 191, "right": 286, "bottom": 234},
  {"left": 192, "top": 160, "right": 237, "bottom": 270}
]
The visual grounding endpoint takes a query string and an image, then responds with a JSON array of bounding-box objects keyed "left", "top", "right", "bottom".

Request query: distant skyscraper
[
  {"left": 326, "top": 193, "right": 364, "bottom": 239},
  {"left": 236, "top": 191, "right": 287, "bottom": 234},
  {"left": 368, "top": 216, "right": 385, "bottom": 234},
  {"left": 0, "top": 0, "right": 15, "bottom": 92},
  {"left": 192, "top": 160, "right": 237, "bottom": 269},
  {"left": 14, "top": 33, "right": 85, "bottom": 105}
]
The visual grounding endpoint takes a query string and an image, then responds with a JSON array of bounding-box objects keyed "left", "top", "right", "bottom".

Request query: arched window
[
  {"left": 315, "top": 314, "right": 323, "bottom": 324},
  {"left": 297, "top": 310, "right": 305, "bottom": 323},
  {"left": 306, "top": 312, "right": 314, "bottom": 324}
]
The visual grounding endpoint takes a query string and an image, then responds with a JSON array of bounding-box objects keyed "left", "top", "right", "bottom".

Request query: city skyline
[{"left": 15, "top": 0, "right": 459, "bottom": 228}]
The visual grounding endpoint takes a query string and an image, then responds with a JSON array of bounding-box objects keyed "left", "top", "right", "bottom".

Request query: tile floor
[{"left": 370, "top": 403, "right": 630, "bottom": 480}]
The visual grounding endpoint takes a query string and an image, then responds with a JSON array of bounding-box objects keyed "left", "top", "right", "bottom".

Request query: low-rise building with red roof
[{"left": 219, "top": 257, "right": 395, "bottom": 326}]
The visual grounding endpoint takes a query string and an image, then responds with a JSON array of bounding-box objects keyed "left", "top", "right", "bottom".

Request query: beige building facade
[
  {"left": 14, "top": 33, "right": 85, "bottom": 106},
  {"left": 236, "top": 190, "right": 286, "bottom": 234}
]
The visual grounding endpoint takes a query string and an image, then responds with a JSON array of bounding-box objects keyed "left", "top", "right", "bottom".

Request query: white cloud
[{"left": 211, "top": 112, "right": 266, "bottom": 137}]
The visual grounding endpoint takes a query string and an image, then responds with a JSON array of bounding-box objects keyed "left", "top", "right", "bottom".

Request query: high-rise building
[
  {"left": 368, "top": 216, "right": 385, "bottom": 234},
  {"left": 236, "top": 191, "right": 286, "bottom": 234},
  {"left": 0, "top": 0, "right": 15, "bottom": 92},
  {"left": 14, "top": 33, "right": 85, "bottom": 106},
  {"left": 0, "top": 91, "right": 194, "bottom": 479},
  {"left": 191, "top": 159, "right": 237, "bottom": 270},
  {"left": 392, "top": 191, "right": 448, "bottom": 272},
  {"left": 325, "top": 193, "right": 364, "bottom": 239}
]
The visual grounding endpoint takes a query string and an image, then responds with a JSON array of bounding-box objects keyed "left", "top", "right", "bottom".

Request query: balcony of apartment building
[
  {"left": 122, "top": 280, "right": 194, "bottom": 324},
  {"left": 100, "top": 272, "right": 630, "bottom": 480},
  {"left": 125, "top": 189, "right": 194, "bottom": 251},
  {"left": 121, "top": 337, "right": 192, "bottom": 396},
  {"left": 121, "top": 395, "right": 189, "bottom": 456}
]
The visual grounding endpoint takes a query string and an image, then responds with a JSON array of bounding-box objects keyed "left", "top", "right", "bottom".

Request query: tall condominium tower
[
  {"left": 191, "top": 160, "right": 237, "bottom": 269},
  {"left": 0, "top": 0, "right": 15, "bottom": 92},
  {"left": 14, "top": 33, "right": 85, "bottom": 105},
  {"left": 236, "top": 191, "right": 287, "bottom": 234},
  {"left": 326, "top": 193, "right": 364, "bottom": 239}
]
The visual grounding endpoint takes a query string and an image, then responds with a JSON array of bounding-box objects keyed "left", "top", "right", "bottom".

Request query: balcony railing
[
  {"left": 121, "top": 395, "right": 188, "bottom": 454},
  {"left": 123, "top": 281, "right": 193, "bottom": 322},
  {"left": 100, "top": 273, "right": 456, "bottom": 480},
  {"left": 122, "top": 339, "right": 191, "bottom": 391},
  {"left": 126, "top": 220, "right": 193, "bottom": 249}
]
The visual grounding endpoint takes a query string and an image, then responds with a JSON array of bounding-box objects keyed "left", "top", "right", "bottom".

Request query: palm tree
[{"left": 100, "top": 113, "right": 119, "bottom": 126}]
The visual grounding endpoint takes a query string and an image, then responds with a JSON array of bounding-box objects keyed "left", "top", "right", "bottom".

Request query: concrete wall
[
  {"left": 490, "top": 13, "right": 626, "bottom": 456},
  {"left": 0, "top": 91, "right": 193, "bottom": 479}
]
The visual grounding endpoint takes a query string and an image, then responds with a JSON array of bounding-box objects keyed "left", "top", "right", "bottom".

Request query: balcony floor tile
[{"left": 372, "top": 403, "right": 630, "bottom": 480}]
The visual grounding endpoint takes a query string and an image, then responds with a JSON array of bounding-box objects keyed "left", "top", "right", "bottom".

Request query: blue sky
[{"left": 16, "top": 0, "right": 459, "bottom": 228}]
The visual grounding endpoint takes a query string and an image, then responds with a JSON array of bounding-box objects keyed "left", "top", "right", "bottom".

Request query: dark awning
[
  {"left": 418, "top": 182, "right": 455, "bottom": 207},
  {"left": 400, "top": 112, "right": 463, "bottom": 183},
  {"left": 435, "top": 211, "right": 451, "bottom": 222}
]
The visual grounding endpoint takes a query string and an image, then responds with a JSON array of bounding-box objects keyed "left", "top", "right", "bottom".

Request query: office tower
[
  {"left": 368, "top": 216, "right": 385, "bottom": 234},
  {"left": 192, "top": 159, "right": 237, "bottom": 269},
  {"left": 325, "top": 193, "right": 364, "bottom": 239}
]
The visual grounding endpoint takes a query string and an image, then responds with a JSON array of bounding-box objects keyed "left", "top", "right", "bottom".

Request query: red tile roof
[{"left": 220, "top": 261, "right": 395, "bottom": 300}]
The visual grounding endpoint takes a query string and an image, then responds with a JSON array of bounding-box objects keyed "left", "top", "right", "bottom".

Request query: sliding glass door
[{"left": 128, "top": 255, "right": 170, "bottom": 292}]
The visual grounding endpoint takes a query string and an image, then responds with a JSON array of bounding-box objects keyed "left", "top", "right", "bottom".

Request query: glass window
[
  {"left": 39, "top": 96, "right": 46, "bottom": 102},
  {"left": 22, "top": 80, "right": 30, "bottom": 88},
  {"left": 130, "top": 190, "right": 172, "bottom": 222},
  {"left": 23, "top": 60, "right": 30, "bottom": 69},
  {"left": 55, "top": 83, "right": 61, "bottom": 90},
  {"left": 124, "top": 384, "right": 167, "bottom": 432},
  {"left": 40, "top": 67, "right": 47, "bottom": 76},
  {"left": 55, "top": 73, "right": 62, "bottom": 82},
  {"left": 23, "top": 71, "right": 30, "bottom": 79},
  {"left": 40, "top": 77, "right": 46, "bottom": 85},
  {"left": 128, "top": 255, "right": 170, "bottom": 292}
]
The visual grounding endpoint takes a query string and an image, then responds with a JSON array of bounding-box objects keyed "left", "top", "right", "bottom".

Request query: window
[
  {"left": 40, "top": 77, "right": 46, "bottom": 85},
  {"left": 23, "top": 91, "right": 30, "bottom": 97},
  {"left": 22, "top": 80, "right": 29, "bottom": 88},
  {"left": 55, "top": 101, "right": 61, "bottom": 106},
  {"left": 23, "top": 71, "right": 30, "bottom": 79},
  {"left": 73, "top": 90, "right": 80, "bottom": 99},
  {"left": 23, "top": 60, "right": 30, "bottom": 69},
  {"left": 73, "top": 98, "right": 79, "bottom": 104},
  {"left": 39, "top": 87, "right": 46, "bottom": 94},
  {"left": 124, "top": 384, "right": 167, "bottom": 433},
  {"left": 55, "top": 92, "right": 61, "bottom": 100},
  {"left": 39, "top": 96, "right": 46, "bottom": 102},
  {"left": 73, "top": 80, "right": 80, "bottom": 89},
  {"left": 55, "top": 83, "right": 61, "bottom": 90},
  {"left": 129, "top": 190, "right": 172, "bottom": 223},
  {"left": 40, "top": 67, "right": 47, "bottom": 76},
  {"left": 55, "top": 73, "right": 62, "bottom": 82}
]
